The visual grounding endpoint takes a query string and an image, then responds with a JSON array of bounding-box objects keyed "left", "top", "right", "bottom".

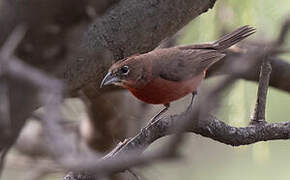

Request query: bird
[{"left": 100, "top": 25, "right": 255, "bottom": 123}]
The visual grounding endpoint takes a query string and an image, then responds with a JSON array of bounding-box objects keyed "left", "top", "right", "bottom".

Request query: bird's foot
[
  {"left": 186, "top": 91, "right": 197, "bottom": 112},
  {"left": 143, "top": 104, "right": 170, "bottom": 129}
]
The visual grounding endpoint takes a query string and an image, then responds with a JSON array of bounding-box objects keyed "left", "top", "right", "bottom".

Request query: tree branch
[{"left": 104, "top": 113, "right": 290, "bottom": 157}]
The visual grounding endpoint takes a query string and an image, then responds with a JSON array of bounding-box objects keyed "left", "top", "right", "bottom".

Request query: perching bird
[{"left": 100, "top": 26, "right": 255, "bottom": 122}]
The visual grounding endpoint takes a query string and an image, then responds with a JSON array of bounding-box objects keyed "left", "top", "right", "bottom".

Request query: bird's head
[{"left": 100, "top": 55, "right": 151, "bottom": 89}]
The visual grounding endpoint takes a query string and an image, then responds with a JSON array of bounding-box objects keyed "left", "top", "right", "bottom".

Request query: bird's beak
[{"left": 100, "top": 72, "right": 121, "bottom": 88}]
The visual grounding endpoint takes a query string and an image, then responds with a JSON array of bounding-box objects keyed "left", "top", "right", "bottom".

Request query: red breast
[{"left": 127, "top": 72, "right": 204, "bottom": 104}]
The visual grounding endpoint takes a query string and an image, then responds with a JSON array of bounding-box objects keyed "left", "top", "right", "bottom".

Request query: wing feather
[{"left": 157, "top": 49, "right": 225, "bottom": 81}]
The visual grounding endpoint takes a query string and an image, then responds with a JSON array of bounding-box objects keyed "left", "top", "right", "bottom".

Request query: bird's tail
[{"left": 212, "top": 25, "right": 256, "bottom": 50}]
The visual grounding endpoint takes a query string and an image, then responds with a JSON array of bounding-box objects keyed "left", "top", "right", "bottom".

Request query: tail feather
[{"left": 213, "top": 25, "right": 256, "bottom": 50}]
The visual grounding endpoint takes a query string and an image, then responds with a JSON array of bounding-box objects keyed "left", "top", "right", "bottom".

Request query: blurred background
[{"left": 2, "top": 0, "right": 290, "bottom": 180}]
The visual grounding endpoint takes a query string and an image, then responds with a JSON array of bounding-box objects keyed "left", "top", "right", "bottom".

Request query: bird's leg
[
  {"left": 146, "top": 103, "right": 170, "bottom": 126},
  {"left": 186, "top": 91, "right": 197, "bottom": 112}
]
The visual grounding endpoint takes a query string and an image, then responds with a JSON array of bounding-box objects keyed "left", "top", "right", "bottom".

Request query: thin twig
[{"left": 250, "top": 58, "right": 272, "bottom": 124}]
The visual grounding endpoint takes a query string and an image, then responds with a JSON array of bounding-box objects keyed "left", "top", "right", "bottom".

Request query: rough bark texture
[
  {"left": 87, "top": 0, "right": 216, "bottom": 58},
  {"left": 102, "top": 113, "right": 290, "bottom": 161},
  {"left": 251, "top": 59, "right": 272, "bottom": 124}
]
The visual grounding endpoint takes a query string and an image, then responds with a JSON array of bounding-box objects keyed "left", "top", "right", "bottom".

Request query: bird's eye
[{"left": 120, "top": 65, "right": 129, "bottom": 75}]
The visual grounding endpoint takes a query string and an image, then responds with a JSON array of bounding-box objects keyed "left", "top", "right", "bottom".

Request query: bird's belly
[{"left": 128, "top": 74, "right": 203, "bottom": 104}]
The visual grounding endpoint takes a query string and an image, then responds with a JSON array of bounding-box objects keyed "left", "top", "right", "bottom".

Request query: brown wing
[
  {"left": 178, "top": 25, "right": 255, "bottom": 51},
  {"left": 152, "top": 26, "right": 254, "bottom": 82},
  {"left": 155, "top": 48, "right": 225, "bottom": 82}
]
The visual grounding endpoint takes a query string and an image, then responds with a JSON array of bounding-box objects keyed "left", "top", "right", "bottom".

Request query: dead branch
[{"left": 250, "top": 53, "right": 272, "bottom": 124}]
